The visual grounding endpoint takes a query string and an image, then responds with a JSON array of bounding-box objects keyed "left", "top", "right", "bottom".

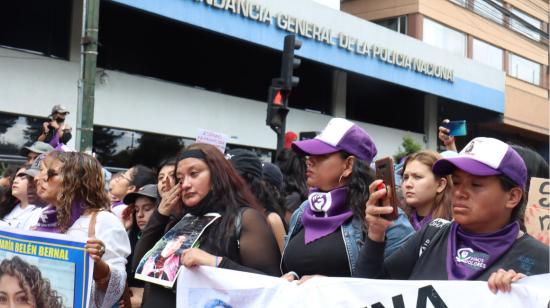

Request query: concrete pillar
[
  {"left": 424, "top": 94, "right": 438, "bottom": 150},
  {"left": 331, "top": 70, "right": 347, "bottom": 118}
]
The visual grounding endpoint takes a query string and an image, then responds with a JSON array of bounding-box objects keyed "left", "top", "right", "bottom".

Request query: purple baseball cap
[
  {"left": 291, "top": 118, "right": 377, "bottom": 163},
  {"left": 433, "top": 137, "right": 527, "bottom": 188}
]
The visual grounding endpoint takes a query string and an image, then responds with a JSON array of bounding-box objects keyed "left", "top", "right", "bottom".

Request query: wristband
[
  {"left": 215, "top": 255, "right": 219, "bottom": 267},
  {"left": 285, "top": 271, "right": 300, "bottom": 280}
]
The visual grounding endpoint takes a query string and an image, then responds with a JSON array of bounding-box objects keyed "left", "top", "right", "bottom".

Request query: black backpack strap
[
  {"left": 418, "top": 218, "right": 450, "bottom": 257},
  {"left": 234, "top": 207, "right": 247, "bottom": 249}
]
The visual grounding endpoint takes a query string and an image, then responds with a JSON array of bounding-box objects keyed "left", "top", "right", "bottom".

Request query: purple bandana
[
  {"left": 411, "top": 211, "right": 432, "bottom": 231},
  {"left": 301, "top": 186, "right": 353, "bottom": 244},
  {"left": 111, "top": 200, "right": 125, "bottom": 209},
  {"left": 446, "top": 221, "right": 519, "bottom": 280},
  {"left": 33, "top": 202, "right": 85, "bottom": 233},
  {"left": 49, "top": 131, "right": 60, "bottom": 148}
]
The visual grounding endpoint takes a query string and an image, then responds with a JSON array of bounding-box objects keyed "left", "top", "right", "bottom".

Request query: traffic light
[
  {"left": 266, "top": 86, "right": 289, "bottom": 134},
  {"left": 266, "top": 34, "right": 302, "bottom": 156},
  {"left": 281, "top": 35, "right": 302, "bottom": 90}
]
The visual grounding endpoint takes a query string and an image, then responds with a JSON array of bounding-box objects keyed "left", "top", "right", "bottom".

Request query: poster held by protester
[
  {"left": 525, "top": 177, "right": 550, "bottom": 245},
  {"left": 177, "top": 266, "right": 550, "bottom": 308},
  {"left": 135, "top": 213, "right": 221, "bottom": 288},
  {"left": 0, "top": 226, "right": 93, "bottom": 308},
  {"left": 196, "top": 129, "right": 229, "bottom": 153}
]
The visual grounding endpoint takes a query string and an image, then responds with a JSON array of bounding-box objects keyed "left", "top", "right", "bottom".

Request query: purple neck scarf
[
  {"left": 49, "top": 131, "right": 60, "bottom": 148},
  {"left": 301, "top": 186, "right": 353, "bottom": 244},
  {"left": 33, "top": 202, "right": 85, "bottom": 233},
  {"left": 446, "top": 221, "right": 519, "bottom": 280},
  {"left": 111, "top": 200, "right": 125, "bottom": 208},
  {"left": 411, "top": 211, "right": 432, "bottom": 231}
]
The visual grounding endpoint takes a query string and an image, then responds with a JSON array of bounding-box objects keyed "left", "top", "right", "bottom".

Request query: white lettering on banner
[
  {"left": 192, "top": 0, "right": 454, "bottom": 82},
  {"left": 177, "top": 267, "right": 550, "bottom": 308}
]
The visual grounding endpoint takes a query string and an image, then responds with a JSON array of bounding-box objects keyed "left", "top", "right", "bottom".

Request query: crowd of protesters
[{"left": 0, "top": 107, "right": 548, "bottom": 307}]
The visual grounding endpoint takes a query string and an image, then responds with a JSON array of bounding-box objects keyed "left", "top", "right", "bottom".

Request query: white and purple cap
[
  {"left": 433, "top": 137, "right": 527, "bottom": 188},
  {"left": 291, "top": 118, "right": 377, "bottom": 163}
]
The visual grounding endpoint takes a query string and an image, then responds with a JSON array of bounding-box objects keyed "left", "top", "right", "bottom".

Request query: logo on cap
[{"left": 463, "top": 141, "right": 475, "bottom": 154}]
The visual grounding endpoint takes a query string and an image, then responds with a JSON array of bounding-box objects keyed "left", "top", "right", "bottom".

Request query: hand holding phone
[
  {"left": 442, "top": 120, "right": 467, "bottom": 137},
  {"left": 374, "top": 157, "right": 398, "bottom": 220}
]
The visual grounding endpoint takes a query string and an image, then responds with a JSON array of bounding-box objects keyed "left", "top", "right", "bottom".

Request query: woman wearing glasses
[
  {"left": 0, "top": 164, "right": 42, "bottom": 229},
  {"left": 32, "top": 151, "right": 131, "bottom": 307}
]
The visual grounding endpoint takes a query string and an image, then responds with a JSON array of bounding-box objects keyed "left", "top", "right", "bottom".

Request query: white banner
[{"left": 177, "top": 267, "right": 550, "bottom": 308}]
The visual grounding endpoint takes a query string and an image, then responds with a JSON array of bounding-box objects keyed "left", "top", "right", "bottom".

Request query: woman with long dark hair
[
  {"left": 132, "top": 143, "right": 280, "bottom": 307},
  {"left": 281, "top": 118, "right": 414, "bottom": 282},
  {"left": 276, "top": 149, "right": 308, "bottom": 222},
  {"left": 226, "top": 149, "right": 287, "bottom": 252}
]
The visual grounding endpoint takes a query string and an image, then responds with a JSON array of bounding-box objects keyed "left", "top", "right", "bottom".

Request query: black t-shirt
[
  {"left": 135, "top": 208, "right": 281, "bottom": 308},
  {"left": 285, "top": 191, "right": 303, "bottom": 213},
  {"left": 355, "top": 219, "right": 549, "bottom": 280},
  {"left": 283, "top": 227, "right": 351, "bottom": 277}
]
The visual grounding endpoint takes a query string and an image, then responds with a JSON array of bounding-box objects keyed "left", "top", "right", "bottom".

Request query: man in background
[{"left": 38, "top": 104, "right": 72, "bottom": 146}]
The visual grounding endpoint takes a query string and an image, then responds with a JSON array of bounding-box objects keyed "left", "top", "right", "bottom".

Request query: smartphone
[
  {"left": 442, "top": 120, "right": 467, "bottom": 137},
  {"left": 374, "top": 157, "right": 398, "bottom": 221}
]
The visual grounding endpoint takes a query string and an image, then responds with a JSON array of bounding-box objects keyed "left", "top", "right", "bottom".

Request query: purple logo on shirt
[{"left": 456, "top": 248, "right": 489, "bottom": 270}]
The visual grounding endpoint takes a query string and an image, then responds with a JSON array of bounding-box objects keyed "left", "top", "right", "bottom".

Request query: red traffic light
[{"left": 273, "top": 90, "right": 283, "bottom": 105}]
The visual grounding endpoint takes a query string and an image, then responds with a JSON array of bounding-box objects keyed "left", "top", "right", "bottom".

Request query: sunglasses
[
  {"left": 46, "top": 169, "right": 60, "bottom": 181},
  {"left": 15, "top": 173, "right": 28, "bottom": 179}
]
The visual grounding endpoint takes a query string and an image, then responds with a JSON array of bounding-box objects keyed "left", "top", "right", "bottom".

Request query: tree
[{"left": 393, "top": 136, "right": 422, "bottom": 163}]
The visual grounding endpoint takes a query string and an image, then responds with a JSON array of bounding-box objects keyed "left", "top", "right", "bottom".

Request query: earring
[{"left": 338, "top": 174, "right": 344, "bottom": 185}]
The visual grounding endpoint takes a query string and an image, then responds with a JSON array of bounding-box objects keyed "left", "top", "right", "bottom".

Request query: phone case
[{"left": 374, "top": 157, "right": 399, "bottom": 221}]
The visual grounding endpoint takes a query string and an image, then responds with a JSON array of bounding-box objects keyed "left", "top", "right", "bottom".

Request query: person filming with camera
[{"left": 38, "top": 104, "right": 72, "bottom": 147}]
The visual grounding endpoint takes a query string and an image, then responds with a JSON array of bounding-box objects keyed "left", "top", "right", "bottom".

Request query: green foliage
[
  {"left": 0, "top": 162, "right": 7, "bottom": 177},
  {"left": 393, "top": 136, "right": 422, "bottom": 163}
]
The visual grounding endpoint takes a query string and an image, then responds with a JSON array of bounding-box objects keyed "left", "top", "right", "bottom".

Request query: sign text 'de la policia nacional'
[{"left": 194, "top": 0, "right": 455, "bottom": 82}]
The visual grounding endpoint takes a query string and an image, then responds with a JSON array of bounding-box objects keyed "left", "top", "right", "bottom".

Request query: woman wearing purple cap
[
  {"left": 281, "top": 118, "right": 414, "bottom": 282},
  {"left": 356, "top": 137, "right": 549, "bottom": 293}
]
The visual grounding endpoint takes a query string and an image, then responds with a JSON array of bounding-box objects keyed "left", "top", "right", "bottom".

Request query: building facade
[
  {"left": 343, "top": 0, "right": 549, "bottom": 156},
  {"left": 0, "top": 0, "right": 547, "bottom": 169}
]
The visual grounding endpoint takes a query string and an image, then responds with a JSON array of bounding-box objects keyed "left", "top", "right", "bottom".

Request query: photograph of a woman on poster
[
  {"left": 141, "top": 234, "right": 188, "bottom": 281},
  {"left": 0, "top": 256, "right": 63, "bottom": 308}
]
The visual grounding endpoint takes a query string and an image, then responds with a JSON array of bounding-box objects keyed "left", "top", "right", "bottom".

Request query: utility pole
[{"left": 76, "top": 0, "right": 101, "bottom": 153}]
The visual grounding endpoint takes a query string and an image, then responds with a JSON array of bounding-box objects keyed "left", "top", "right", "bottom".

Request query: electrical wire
[
  {"left": 450, "top": 0, "right": 548, "bottom": 45},
  {"left": 479, "top": 0, "right": 547, "bottom": 36},
  {"left": 519, "top": 0, "right": 549, "bottom": 15},
  {"left": 425, "top": 2, "right": 547, "bottom": 63},
  {"left": 447, "top": 0, "right": 547, "bottom": 42}
]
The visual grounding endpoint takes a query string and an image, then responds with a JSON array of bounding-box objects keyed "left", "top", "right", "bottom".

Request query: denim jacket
[{"left": 281, "top": 200, "right": 414, "bottom": 276}]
